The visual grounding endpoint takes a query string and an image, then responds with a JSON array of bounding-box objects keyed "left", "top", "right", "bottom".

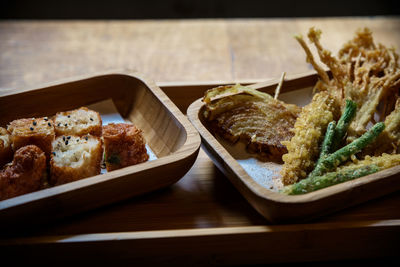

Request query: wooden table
[{"left": 1, "top": 17, "right": 400, "bottom": 265}]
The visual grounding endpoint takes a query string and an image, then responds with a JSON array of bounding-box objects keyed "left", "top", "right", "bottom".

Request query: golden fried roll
[
  {"left": 7, "top": 117, "right": 55, "bottom": 161},
  {"left": 54, "top": 107, "right": 102, "bottom": 137},
  {"left": 103, "top": 123, "right": 149, "bottom": 171},
  {"left": 0, "top": 145, "right": 46, "bottom": 201},
  {"left": 50, "top": 135, "right": 102, "bottom": 186},
  {"left": 0, "top": 127, "right": 13, "bottom": 167}
]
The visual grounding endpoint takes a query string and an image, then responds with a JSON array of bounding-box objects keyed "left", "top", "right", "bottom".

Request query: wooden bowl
[
  {"left": 0, "top": 71, "right": 200, "bottom": 226},
  {"left": 187, "top": 71, "right": 400, "bottom": 223}
]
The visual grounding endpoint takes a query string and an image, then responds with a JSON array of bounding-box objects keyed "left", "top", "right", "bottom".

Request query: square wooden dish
[
  {"left": 187, "top": 71, "right": 400, "bottom": 223},
  {"left": 0, "top": 71, "right": 200, "bottom": 226}
]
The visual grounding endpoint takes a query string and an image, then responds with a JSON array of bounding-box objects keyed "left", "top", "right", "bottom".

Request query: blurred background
[
  {"left": 1, "top": 0, "right": 400, "bottom": 91},
  {"left": 1, "top": 0, "right": 400, "bottom": 19}
]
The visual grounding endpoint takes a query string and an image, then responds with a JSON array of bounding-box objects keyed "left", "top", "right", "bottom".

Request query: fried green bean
[
  {"left": 332, "top": 99, "right": 357, "bottom": 150},
  {"left": 283, "top": 165, "right": 380, "bottom": 195},
  {"left": 310, "top": 122, "right": 385, "bottom": 177}
]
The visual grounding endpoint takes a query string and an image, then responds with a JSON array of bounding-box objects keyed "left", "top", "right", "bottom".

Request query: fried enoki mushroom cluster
[{"left": 295, "top": 27, "right": 400, "bottom": 144}]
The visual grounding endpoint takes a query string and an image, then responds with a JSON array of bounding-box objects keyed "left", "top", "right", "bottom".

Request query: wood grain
[
  {"left": 1, "top": 18, "right": 400, "bottom": 264},
  {"left": 1, "top": 18, "right": 400, "bottom": 91},
  {"left": 0, "top": 72, "right": 200, "bottom": 227}
]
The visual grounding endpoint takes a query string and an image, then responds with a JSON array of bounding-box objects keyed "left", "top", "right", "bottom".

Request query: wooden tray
[
  {"left": 187, "top": 71, "right": 400, "bottom": 223},
  {"left": 0, "top": 78, "right": 398, "bottom": 265},
  {"left": 0, "top": 71, "right": 200, "bottom": 227}
]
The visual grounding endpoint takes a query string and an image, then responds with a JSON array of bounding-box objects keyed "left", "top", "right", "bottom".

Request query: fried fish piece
[
  {"left": 50, "top": 135, "right": 103, "bottom": 186},
  {"left": 7, "top": 117, "right": 55, "bottom": 161},
  {"left": 53, "top": 107, "right": 102, "bottom": 137},
  {"left": 0, "top": 145, "right": 46, "bottom": 201},
  {"left": 103, "top": 123, "right": 149, "bottom": 171},
  {"left": 0, "top": 127, "right": 13, "bottom": 167},
  {"left": 203, "top": 84, "right": 301, "bottom": 160}
]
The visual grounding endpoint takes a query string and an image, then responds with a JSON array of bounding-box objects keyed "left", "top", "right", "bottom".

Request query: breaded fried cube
[
  {"left": 54, "top": 107, "right": 102, "bottom": 137},
  {"left": 7, "top": 117, "right": 55, "bottom": 161},
  {"left": 0, "top": 145, "right": 46, "bottom": 201},
  {"left": 103, "top": 123, "right": 149, "bottom": 171},
  {"left": 50, "top": 135, "right": 102, "bottom": 186},
  {"left": 0, "top": 127, "right": 13, "bottom": 167}
]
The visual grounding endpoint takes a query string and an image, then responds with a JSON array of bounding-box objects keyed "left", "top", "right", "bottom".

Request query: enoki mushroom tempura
[{"left": 295, "top": 28, "right": 400, "bottom": 145}]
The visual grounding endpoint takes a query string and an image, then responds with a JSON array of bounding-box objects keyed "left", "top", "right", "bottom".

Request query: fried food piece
[
  {"left": 50, "top": 135, "right": 103, "bottom": 185},
  {"left": 7, "top": 117, "right": 55, "bottom": 161},
  {"left": 363, "top": 99, "right": 400, "bottom": 155},
  {"left": 54, "top": 107, "right": 102, "bottom": 137},
  {"left": 281, "top": 91, "right": 339, "bottom": 185},
  {"left": 340, "top": 153, "right": 400, "bottom": 172},
  {"left": 203, "top": 84, "right": 301, "bottom": 160},
  {"left": 0, "top": 145, "right": 46, "bottom": 201},
  {"left": 296, "top": 27, "right": 400, "bottom": 141},
  {"left": 0, "top": 127, "right": 13, "bottom": 167},
  {"left": 284, "top": 165, "right": 379, "bottom": 195},
  {"left": 103, "top": 123, "right": 149, "bottom": 171}
]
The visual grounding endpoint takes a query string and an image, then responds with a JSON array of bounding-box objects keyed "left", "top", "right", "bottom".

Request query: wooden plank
[
  {"left": 2, "top": 221, "right": 399, "bottom": 265},
  {"left": 1, "top": 17, "right": 400, "bottom": 90}
]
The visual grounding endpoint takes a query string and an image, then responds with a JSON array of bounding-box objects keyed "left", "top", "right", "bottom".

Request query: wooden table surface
[{"left": 1, "top": 17, "right": 400, "bottom": 265}]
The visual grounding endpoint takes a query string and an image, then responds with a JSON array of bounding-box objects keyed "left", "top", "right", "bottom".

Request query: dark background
[{"left": 1, "top": 0, "right": 400, "bottom": 19}]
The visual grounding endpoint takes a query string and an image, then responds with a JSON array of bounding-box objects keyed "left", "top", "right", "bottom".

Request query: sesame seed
[
  {"left": 30, "top": 127, "right": 34, "bottom": 131},
  {"left": 33, "top": 121, "right": 37, "bottom": 126},
  {"left": 44, "top": 117, "right": 48, "bottom": 121},
  {"left": 67, "top": 136, "right": 71, "bottom": 139},
  {"left": 90, "top": 118, "right": 93, "bottom": 121},
  {"left": 63, "top": 136, "right": 65, "bottom": 141},
  {"left": 52, "top": 152, "right": 56, "bottom": 156},
  {"left": 67, "top": 115, "right": 70, "bottom": 118},
  {"left": 65, "top": 140, "right": 69, "bottom": 145},
  {"left": 48, "top": 122, "right": 52, "bottom": 127},
  {"left": 64, "top": 123, "right": 67, "bottom": 127},
  {"left": 85, "top": 136, "right": 88, "bottom": 140}
]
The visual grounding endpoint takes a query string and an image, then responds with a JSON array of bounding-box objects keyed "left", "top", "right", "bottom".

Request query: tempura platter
[{"left": 187, "top": 71, "right": 400, "bottom": 222}]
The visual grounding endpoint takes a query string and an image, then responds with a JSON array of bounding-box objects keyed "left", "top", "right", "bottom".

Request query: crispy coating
[
  {"left": 281, "top": 92, "right": 339, "bottom": 185},
  {"left": 103, "top": 123, "right": 149, "bottom": 171},
  {"left": 0, "top": 127, "right": 13, "bottom": 167},
  {"left": 339, "top": 153, "right": 400, "bottom": 171},
  {"left": 296, "top": 27, "right": 400, "bottom": 142},
  {"left": 7, "top": 117, "right": 55, "bottom": 161},
  {"left": 54, "top": 107, "right": 102, "bottom": 137},
  {"left": 363, "top": 99, "right": 400, "bottom": 155},
  {"left": 0, "top": 145, "right": 46, "bottom": 201},
  {"left": 50, "top": 135, "right": 103, "bottom": 186},
  {"left": 203, "top": 85, "right": 301, "bottom": 160}
]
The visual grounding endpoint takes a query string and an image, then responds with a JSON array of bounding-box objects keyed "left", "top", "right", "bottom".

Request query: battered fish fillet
[
  {"left": 203, "top": 85, "right": 301, "bottom": 160},
  {"left": 0, "top": 145, "right": 46, "bottom": 201},
  {"left": 54, "top": 107, "right": 102, "bottom": 137},
  {"left": 7, "top": 117, "right": 55, "bottom": 161},
  {"left": 103, "top": 123, "right": 149, "bottom": 171},
  {"left": 50, "top": 135, "right": 103, "bottom": 186}
]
